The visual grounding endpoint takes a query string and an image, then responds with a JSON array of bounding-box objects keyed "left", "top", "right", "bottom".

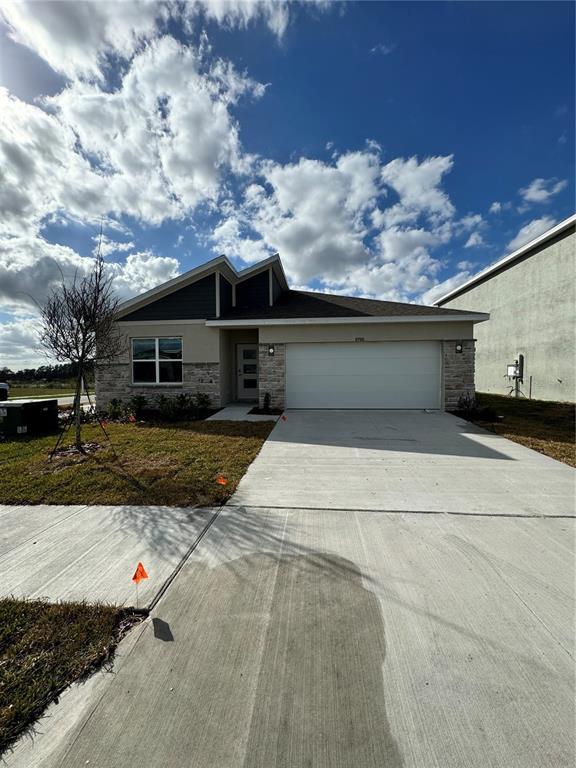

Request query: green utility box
[{"left": 0, "top": 399, "right": 59, "bottom": 436}]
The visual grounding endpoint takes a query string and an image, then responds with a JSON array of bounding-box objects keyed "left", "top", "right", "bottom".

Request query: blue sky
[{"left": 0, "top": 0, "right": 574, "bottom": 368}]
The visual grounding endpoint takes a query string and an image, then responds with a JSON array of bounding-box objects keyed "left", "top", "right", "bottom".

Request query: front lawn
[
  {"left": 0, "top": 421, "right": 274, "bottom": 506},
  {"left": 475, "top": 393, "right": 575, "bottom": 467},
  {"left": 0, "top": 598, "right": 143, "bottom": 754}
]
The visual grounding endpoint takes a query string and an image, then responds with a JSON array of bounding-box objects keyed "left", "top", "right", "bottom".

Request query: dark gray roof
[{"left": 219, "top": 290, "right": 477, "bottom": 320}]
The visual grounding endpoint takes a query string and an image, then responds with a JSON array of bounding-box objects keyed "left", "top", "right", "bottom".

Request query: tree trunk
[{"left": 74, "top": 367, "right": 83, "bottom": 449}]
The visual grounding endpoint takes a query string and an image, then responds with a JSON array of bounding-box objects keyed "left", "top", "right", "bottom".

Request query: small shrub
[
  {"left": 262, "top": 392, "right": 271, "bottom": 413},
  {"left": 457, "top": 392, "right": 477, "bottom": 415},
  {"left": 455, "top": 393, "right": 498, "bottom": 423},
  {"left": 175, "top": 393, "right": 195, "bottom": 415},
  {"left": 156, "top": 394, "right": 179, "bottom": 421},
  {"left": 194, "top": 392, "right": 211, "bottom": 411},
  {"left": 128, "top": 394, "right": 148, "bottom": 419},
  {"left": 107, "top": 398, "right": 124, "bottom": 420}
]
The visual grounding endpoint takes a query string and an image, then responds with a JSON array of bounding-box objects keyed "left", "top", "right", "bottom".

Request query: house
[
  {"left": 435, "top": 215, "right": 576, "bottom": 403},
  {"left": 96, "top": 254, "right": 489, "bottom": 411}
]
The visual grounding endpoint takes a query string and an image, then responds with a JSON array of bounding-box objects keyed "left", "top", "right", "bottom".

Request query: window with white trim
[{"left": 132, "top": 337, "right": 183, "bottom": 384}]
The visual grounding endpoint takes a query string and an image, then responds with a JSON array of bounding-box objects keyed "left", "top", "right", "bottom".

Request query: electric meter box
[{"left": 0, "top": 399, "right": 59, "bottom": 436}]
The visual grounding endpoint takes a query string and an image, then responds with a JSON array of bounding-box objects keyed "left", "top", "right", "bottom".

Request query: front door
[{"left": 236, "top": 344, "right": 259, "bottom": 400}]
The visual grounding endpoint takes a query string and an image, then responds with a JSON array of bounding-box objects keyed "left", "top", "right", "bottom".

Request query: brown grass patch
[
  {"left": 0, "top": 420, "right": 274, "bottom": 506},
  {"left": 0, "top": 598, "right": 145, "bottom": 754},
  {"left": 475, "top": 393, "right": 575, "bottom": 467}
]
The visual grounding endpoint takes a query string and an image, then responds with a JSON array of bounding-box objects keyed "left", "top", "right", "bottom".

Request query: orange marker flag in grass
[
  {"left": 132, "top": 562, "right": 149, "bottom": 584},
  {"left": 216, "top": 474, "right": 228, "bottom": 486}
]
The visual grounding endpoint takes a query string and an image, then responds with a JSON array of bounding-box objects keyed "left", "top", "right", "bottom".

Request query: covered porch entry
[{"left": 220, "top": 328, "right": 260, "bottom": 404}]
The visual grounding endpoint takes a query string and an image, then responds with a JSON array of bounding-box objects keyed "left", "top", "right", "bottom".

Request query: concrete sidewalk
[
  {"left": 6, "top": 504, "right": 574, "bottom": 768},
  {"left": 0, "top": 504, "right": 217, "bottom": 607}
]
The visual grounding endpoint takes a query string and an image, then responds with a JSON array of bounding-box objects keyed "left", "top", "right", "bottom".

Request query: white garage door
[{"left": 285, "top": 341, "right": 441, "bottom": 409}]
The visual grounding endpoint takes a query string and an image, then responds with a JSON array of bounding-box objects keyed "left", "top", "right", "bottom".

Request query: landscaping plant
[{"left": 39, "top": 240, "right": 123, "bottom": 451}]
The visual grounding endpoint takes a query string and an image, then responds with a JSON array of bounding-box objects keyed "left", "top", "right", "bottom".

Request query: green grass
[
  {"left": 476, "top": 393, "right": 575, "bottom": 467},
  {"left": 7, "top": 380, "right": 94, "bottom": 399},
  {"left": 0, "top": 420, "right": 274, "bottom": 506},
  {"left": 9, "top": 388, "right": 76, "bottom": 399},
  {"left": 0, "top": 598, "right": 143, "bottom": 754}
]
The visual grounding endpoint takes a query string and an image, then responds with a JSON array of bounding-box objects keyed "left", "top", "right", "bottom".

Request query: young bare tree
[{"left": 40, "top": 251, "right": 123, "bottom": 449}]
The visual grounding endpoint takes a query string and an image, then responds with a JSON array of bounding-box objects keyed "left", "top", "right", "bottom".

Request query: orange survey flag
[
  {"left": 132, "top": 562, "right": 149, "bottom": 584},
  {"left": 216, "top": 474, "right": 228, "bottom": 486}
]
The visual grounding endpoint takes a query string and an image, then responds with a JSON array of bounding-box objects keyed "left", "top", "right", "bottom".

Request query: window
[{"left": 132, "top": 337, "right": 183, "bottom": 384}]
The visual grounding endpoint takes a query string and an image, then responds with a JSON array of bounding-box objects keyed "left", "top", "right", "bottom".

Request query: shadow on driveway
[{"left": 242, "top": 552, "right": 403, "bottom": 768}]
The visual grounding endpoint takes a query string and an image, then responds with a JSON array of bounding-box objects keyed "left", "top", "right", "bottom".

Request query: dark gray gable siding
[
  {"left": 219, "top": 274, "right": 233, "bottom": 315},
  {"left": 121, "top": 274, "right": 216, "bottom": 321},
  {"left": 271, "top": 269, "right": 283, "bottom": 304},
  {"left": 235, "top": 269, "right": 270, "bottom": 309}
]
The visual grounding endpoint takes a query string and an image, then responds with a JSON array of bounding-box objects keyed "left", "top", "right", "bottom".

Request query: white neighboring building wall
[{"left": 436, "top": 215, "right": 576, "bottom": 403}]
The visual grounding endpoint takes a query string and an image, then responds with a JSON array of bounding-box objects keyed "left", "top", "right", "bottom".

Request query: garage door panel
[
  {"left": 290, "top": 343, "right": 438, "bottom": 361},
  {"left": 288, "top": 359, "right": 435, "bottom": 377},
  {"left": 286, "top": 342, "right": 441, "bottom": 409}
]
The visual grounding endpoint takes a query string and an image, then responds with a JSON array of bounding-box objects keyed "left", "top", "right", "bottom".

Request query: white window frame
[{"left": 131, "top": 337, "right": 183, "bottom": 385}]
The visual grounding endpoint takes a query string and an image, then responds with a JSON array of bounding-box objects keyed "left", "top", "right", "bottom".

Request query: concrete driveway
[
  {"left": 5, "top": 411, "right": 575, "bottom": 768},
  {"left": 232, "top": 409, "right": 575, "bottom": 515}
]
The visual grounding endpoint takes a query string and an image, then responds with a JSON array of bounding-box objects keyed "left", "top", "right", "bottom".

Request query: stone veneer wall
[
  {"left": 95, "top": 362, "right": 221, "bottom": 409},
  {"left": 258, "top": 343, "right": 286, "bottom": 409},
  {"left": 442, "top": 339, "right": 475, "bottom": 410}
]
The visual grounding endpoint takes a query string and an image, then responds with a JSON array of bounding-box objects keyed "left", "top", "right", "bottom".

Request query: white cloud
[
  {"left": 457, "top": 259, "right": 475, "bottom": 271},
  {"left": 0, "top": 0, "right": 167, "bottom": 81},
  {"left": 464, "top": 232, "right": 484, "bottom": 248},
  {"left": 0, "top": 88, "right": 109, "bottom": 236},
  {"left": 329, "top": 226, "right": 446, "bottom": 301},
  {"left": 93, "top": 234, "right": 135, "bottom": 257},
  {"left": 370, "top": 43, "right": 396, "bottom": 55},
  {"left": 0, "top": 316, "right": 47, "bottom": 370},
  {"left": 0, "top": 235, "right": 90, "bottom": 312},
  {"left": 0, "top": 230, "right": 178, "bottom": 320},
  {"left": 381, "top": 155, "right": 455, "bottom": 221},
  {"left": 507, "top": 217, "right": 557, "bottom": 252},
  {"left": 46, "top": 36, "right": 264, "bottom": 221},
  {"left": 109, "top": 251, "right": 180, "bottom": 298},
  {"left": 184, "top": 0, "right": 291, "bottom": 40},
  {"left": 0, "top": 1, "right": 303, "bottom": 82},
  {"left": 215, "top": 149, "right": 382, "bottom": 284},
  {"left": 212, "top": 150, "right": 460, "bottom": 301},
  {"left": 519, "top": 177, "right": 567, "bottom": 204},
  {"left": 459, "top": 213, "right": 484, "bottom": 231},
  {"left": 489, "top": 201, "right": 502, "bottom": 214},
  {"left": 420, "top": 270, "right": 471, "bottom": 306}
]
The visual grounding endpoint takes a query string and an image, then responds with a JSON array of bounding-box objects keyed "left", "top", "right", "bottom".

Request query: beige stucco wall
[
  {"left": 440, "top": 227, "right": 575, "bottom": 402},
  {"left": 115, "top": 321, "right": 220, "bottom": 363},
  {"left": 259, "top": 321, "right": 475, "bottom": 344}
]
